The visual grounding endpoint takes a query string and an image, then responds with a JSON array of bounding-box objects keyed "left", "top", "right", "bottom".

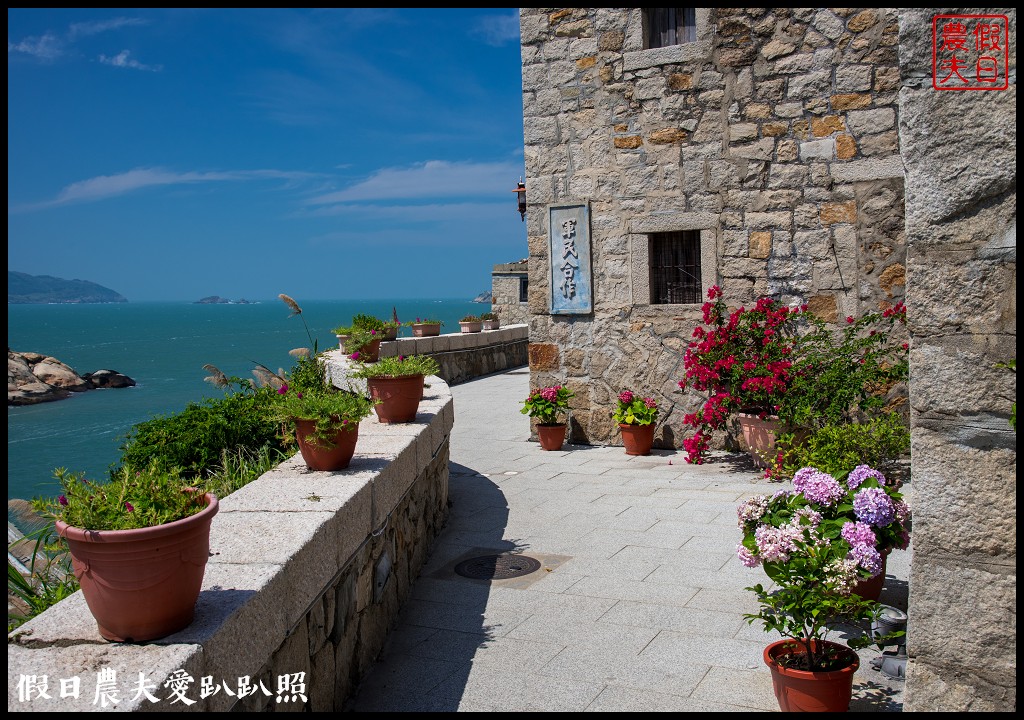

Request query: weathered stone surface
[
  {"left": 749, "top": 231, "right": 772, "bottom": 259},
  {"left": 649, "top": 128, "right": 687, "bottom": 144},
  {"left": 811, "top": 115, "right": 845, "bottom": 136},
  {"left": 846, "top": 9, "right": 878, "bottom": 33},
  {"left": 613, "top": 135, "right": 643, "bottom": 149},
  {"left": 831, "top": 93, "right": 872, "bottom": 110},
  {"left": 528, "top": 342, "right": 561, "bottom": 371},
  {"left": 835, "top": 133, "right": 857, "bottom": 159},
  {"left": 667, "top": 73, "right": 692, "bottom": 90},
  {"left": 878, "top": 262, "right": 905, "bottom": 296},
  {"left": 820, "top": 200, "right": 857, "bottom": 224},
  {"left": 598, "top": 30, "right": 624, "bottom": 52}
]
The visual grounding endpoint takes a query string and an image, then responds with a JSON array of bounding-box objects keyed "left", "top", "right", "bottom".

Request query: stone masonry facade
[
  {"left": 521, "top": 7, "right": 1016, "bottom": 711},
  {"left": 520, "top": 7, "right": 908, "bottom": 449}
]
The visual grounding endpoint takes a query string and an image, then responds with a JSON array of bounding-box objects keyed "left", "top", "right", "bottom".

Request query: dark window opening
[
  {"left": 644, "top": 8, "right": 697, "bottom": 49},
  {"left": 650, "top": 231, "right": 701, "bottom": 304},
  {"left": 519, "top": 277, "right": 529, "bottom": 303}
]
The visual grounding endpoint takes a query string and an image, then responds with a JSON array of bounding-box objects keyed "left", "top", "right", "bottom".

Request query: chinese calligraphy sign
[
  {"left": 932, "top": 14, "right": 1010, "bottom": 90},
  {"left": 548, "top": 203, "right": 592, "bottom": 314}
]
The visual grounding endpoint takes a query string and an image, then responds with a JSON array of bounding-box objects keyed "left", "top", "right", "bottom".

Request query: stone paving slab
[{"left": 348, "top": 367, "right": 909, "bottom": 712}]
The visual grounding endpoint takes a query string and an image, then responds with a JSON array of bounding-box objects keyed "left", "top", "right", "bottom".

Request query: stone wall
[
  {"left": 520, "top": 8, "right": 908, "bottom": 447},
  {"left": 897, "top": 9, "right": 1016, "bottom": 711},
  {"left": 7, "top": 378, "right": 454, "bottom": 712},
  {"left": 377, "top": 324, "right": 529, "bottom": 386},
  {"left": 491, "top": 261, "right": 531, "bottom": 326}
]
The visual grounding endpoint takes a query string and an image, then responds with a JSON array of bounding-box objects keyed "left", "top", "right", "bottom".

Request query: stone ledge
[{"left": 7, "top": 377, "right": 454, "bottom": 713}]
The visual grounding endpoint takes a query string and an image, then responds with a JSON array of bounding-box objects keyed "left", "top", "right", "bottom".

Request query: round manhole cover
[{"left": 454, "top": 553, "right": 542, "bottom": 580}]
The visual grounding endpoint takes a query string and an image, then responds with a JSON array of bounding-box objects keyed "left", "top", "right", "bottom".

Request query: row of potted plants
[
  {"left": 28, "top": 294, "right": 442, "bottom": 644},
  {"left": 520, "top": 385, "right": 661, "bottom": 455},
  {"left": 332, "top": 311, "right": 504, "bottom": 345}
]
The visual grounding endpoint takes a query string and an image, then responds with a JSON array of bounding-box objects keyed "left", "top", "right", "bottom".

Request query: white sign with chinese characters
[{"left": 548, "top": 203, "right": 592, "bottom": 315}]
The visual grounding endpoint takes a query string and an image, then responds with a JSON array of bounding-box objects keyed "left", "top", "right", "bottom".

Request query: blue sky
[{"left": 7, "top": 9, "right": 527, "bottom": 301}]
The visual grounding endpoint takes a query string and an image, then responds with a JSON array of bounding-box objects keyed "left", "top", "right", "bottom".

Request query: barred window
[
  {"left": 650, "top": 231, "right": 701, "bottom": 304},
  {"left": 519, "top": 277, "right": 529, "bottom": 303},
  {"left": 644, "top": 8, "right": 697, "bottom": 48}
]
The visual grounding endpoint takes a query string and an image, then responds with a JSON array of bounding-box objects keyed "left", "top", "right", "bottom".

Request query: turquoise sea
[{"left": 7, "top": 299, "right": 484, "bottom": 504}]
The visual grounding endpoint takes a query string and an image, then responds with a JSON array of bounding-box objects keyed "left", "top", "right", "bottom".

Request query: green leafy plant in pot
[
  {"left": 349, "top": 354, "right": 440, "bottom": 423},
  {"left": 31, "top": 465, "right": 219, "bottom": 642},
  {"left": 613, "top": 390, "right": 659, "bottom": 455},
  {"left": 521, "top": 385, "right": 574, "bottom": 450}
]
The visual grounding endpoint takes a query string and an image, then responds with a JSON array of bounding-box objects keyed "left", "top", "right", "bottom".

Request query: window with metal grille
[
  {"left": 644, "top": 8, "right": 697, "bottom": 48},
  {"left": 650, "top": 231, "right": 701, "bottom": 304},
  {"left": 519, "top": 277, "right": 529, "bottom": 303}
]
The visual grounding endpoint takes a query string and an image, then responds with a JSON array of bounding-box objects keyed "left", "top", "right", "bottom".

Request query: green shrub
[
  {"left": 116, "top": 382, "right": 285, "bottom": 479},
  {"left": 779, "top": 412, "right": 910, "bottom": 478}
]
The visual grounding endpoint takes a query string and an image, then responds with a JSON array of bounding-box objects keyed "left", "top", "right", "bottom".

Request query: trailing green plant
[
  {"left": 405, "top": 317, "right": 443, "bottom": 327},
  {"left": 460, "top": 314, "right": 481, "bottom": 323},
  {"left": 774, "top": 413, "right": 910, "bottom": 480},
  {"left": 612, "top": 390, "right": 659, "bottom": 426},
  {"left": 348, "top": 353, "right": 440, "bottom": 379},
  {"left": 33, "top": 464, "right": 210, "bottom": 532},
  {"left": 480, "top": 311, "right": 498, "bottom": 321},
  {"left": 265, "top": 352, "right": 376, "bottom": 448},
  {"left": 336, "top": 325, "right": 380, "bottom": 358}
]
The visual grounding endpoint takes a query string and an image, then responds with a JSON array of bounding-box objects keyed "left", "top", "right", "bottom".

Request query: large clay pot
[
  {"left": 410, "top": 323, "right": 441, "bottom": 338},
  {"left": 367, "top": 374, "right": 425, "bottom": 423},
  {"left": 56, "top": 493, "right": 219, "bottom": 642},
  {"left": 383, "top": 326, "right": 399, "bottom": 341},
  {"left": 293, "top": 417, "right": 359, "bottom": 470},
  {"left": 536, "top": 423, "right": 566, "bottom": 451},
  {"left": 619, "top": 423, "right": 656, "bottom": 456},
  {"left": 737, "top": 412, "right": 784, "bottom": 469},
  {"left": 764, "top": 639, "right": 859, "bottom": 712},
  {"left": 353, "top": 339, "right": 382, "bottom": 363}
]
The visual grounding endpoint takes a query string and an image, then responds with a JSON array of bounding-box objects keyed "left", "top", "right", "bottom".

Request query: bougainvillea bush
[{"left": 678, "top": 285, "right": 909, "bottom": 469}]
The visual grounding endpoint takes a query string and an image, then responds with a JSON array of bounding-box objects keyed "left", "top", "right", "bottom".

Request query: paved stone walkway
[{"left": 350, "top": 367, "right": 909, "bottom": 712}]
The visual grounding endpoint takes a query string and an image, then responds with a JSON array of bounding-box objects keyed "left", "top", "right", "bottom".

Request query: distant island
[
  {"left": 8, "top": 271, "right": 127, "bottom": 304},
  {"left": 194, "top": 296, "right": 254, "bottom": 304},
  {"left": 472, "top": 291, "right": 493, "bottom": 303}
]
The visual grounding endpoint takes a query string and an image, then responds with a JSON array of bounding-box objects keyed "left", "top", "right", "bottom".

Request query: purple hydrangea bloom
[
  {"left": 848, "top": 543, "right": 884, "bottom": 577},
  {"left": 853, "top": 487, "right": 896, "bottom": 527},
  {"left": 737, "top": 544, "right": 760, "bottom": 568},
  {"left": 847, "top": 464, "right": 887, "bottom": 490},
  {"left": 754, "top": 523, "right": 802, "bottom": 563},
  {"left": 737, "top": 495, "right": 770, "bottom": 525},
  {"left": 841, "top": 521, "right": 877, "bottom": 548},
  {"left": 795, "top": 469, "right": 844, "bottom": 506}
]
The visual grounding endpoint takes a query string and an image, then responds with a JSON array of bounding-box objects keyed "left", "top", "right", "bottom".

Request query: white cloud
[
  {"left": 8, "top": 33, "right": 64, "bottom": 60},
  {"left": 68, "top": 17, "right": 147, "bottom": 39},
  {"left": 14, "top": 167, "right": 319, "bottom": 211},
  {"left": 304, "top": 200, "right": 507, "bottom": 219},
  {"left": 472, "top": 12, "right": 521, "bottom": 47},
  {"left": 306, "top": 160, "right": 524, "bottom": 205},
  {"left": 99, "top": 49, "right": 162, "bottom": 72}
]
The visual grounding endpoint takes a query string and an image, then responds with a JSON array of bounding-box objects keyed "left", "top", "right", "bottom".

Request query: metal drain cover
[{"left": 454, "top": 553, "right": 542, "bottom": 580}]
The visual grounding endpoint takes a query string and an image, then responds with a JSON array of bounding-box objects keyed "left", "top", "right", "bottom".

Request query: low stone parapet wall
[
  {"left": 377, "top": 323, "right": 528, "bottom": 385},
  {"left": 7, "top": 377, "right": 454, "bottom": 712}
]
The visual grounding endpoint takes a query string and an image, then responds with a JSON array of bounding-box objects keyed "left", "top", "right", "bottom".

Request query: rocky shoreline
[{"left": 8, "top": 349, "right": 136, "bottom": 406}]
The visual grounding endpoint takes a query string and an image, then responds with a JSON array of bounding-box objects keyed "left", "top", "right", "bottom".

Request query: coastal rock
[
  {"left": 472, "top": 292, "right": 493, "bottom": 303},
  {"left": 8, "top": 350, "right": 135, "bottom": 406}
]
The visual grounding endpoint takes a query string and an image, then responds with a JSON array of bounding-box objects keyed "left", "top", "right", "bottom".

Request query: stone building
[
  {"left": 518, "top": 7, "right": 1015, "bottom": 711},
  {"left": 490, "top": 259, "right": 530, "bottom": 325}
]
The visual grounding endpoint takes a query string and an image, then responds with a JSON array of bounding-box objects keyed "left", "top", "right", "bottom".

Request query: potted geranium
[
  {"left": 736, "top": 463, "right": 911, "bottom": 711},
  {"left": 613, "top": 390, "right": 659, "bottom": 456},
  {"left": 31, "top": 465, "right": 219, "bottom": 643},
  {"left": 349, "top": 354, "right": 441, "bottom": 423},
  {"left": 406, "top": 318, "right": 443, "bottom": 338},
  {"left": 266, "top": 351, "right": 376, "bottom": 470},
  {"left": 459, "top": 314, "right": 483, "bottom": 333},
  {"left": 481, "top": 311, "right": 500, "bottom": 331},
  {"left": 521, "top": 385, "right": 575, "bottom": 450}
]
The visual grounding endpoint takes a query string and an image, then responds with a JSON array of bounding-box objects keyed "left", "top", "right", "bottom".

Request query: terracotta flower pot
[
  {"left": 459, "top": 321, "right": 482, "bottom": 333},
  {"left": 536, "top": 423, "right": 566, "bottom": 451},
  {"left": 411, "top": 323, "right": 441, "bottom": 338},
  {"left": 852, "top": 550, "right": 889, "bottom": 601},
  {"left": 352, "top": 339, "right": 382, "bottom": 363},
  {"left": 737, "top": 412, "right": 784, "bottom": 469},
  {"left": 367, "top": 374, "right": 425, "bottom": 423},
  {"left": 619, "top": 423, "right": 655, "bottom": 456},
  {"left": 56, "top": 493, "right": 219, "bottom": 642},
  {"left": 764, "top": 639, "right": 859, "bottom": 712},
  {"left": 383, "top": 326, "right": 399, "bottom": 340},
  {"left": 482, "top": 319, "right": 500, "bottom": 330},
  {"left": 294, "top": 417, "right": 359, "bottom": 471}
]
